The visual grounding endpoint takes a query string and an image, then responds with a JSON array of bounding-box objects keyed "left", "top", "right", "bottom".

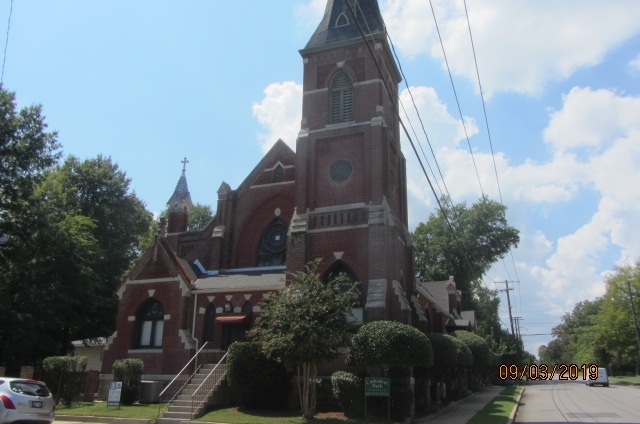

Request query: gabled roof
[
  {"left": 418, "top": 280, "right": 452, "bottom": 315},
  {"left": 303, "top": 0, "right": 385, "bottom": 52},
  {"left": 235, "top": 139, "right": 295, "bottom": 193},
  {"left": 122, "top": 236, "right": 197, "bottom": 290}
]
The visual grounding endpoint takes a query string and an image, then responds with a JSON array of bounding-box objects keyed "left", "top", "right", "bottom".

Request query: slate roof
[
  {"left": 195, "top": 269, "right": 286, "bottom": 292},
  {"left": 167, "top": 170, "right": 191, "bottom": 205},
  {"left": 418, "top": 280, "right": 451, "bottom": 314},
  {"left": 304, "top": 0, "right": 385, "bottom": 51}
]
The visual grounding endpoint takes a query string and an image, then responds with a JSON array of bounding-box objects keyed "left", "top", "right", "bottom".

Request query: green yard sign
[
  {"left": 365, "top": 377, "right": 390, "bottom": 396},
  {"left": 364, "top": 377, "right": 390, "bottom": 420}
]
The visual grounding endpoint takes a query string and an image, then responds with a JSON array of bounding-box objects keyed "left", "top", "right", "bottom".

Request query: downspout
[{"left": 192, "top": 292, "right": 198, "bottom": 354}]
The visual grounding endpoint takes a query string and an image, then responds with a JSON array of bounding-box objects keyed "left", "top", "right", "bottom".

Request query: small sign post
[
  {"left": 107, "top": 381, "right": 122, "bottom": 408},
  {"left": 364, "top": 377, "right": 390, "bottom": 420}
]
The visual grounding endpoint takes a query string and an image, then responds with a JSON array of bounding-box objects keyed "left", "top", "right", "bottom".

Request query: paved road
[{"left": 516, "top": 378, "right": 640, "bottom": 423}]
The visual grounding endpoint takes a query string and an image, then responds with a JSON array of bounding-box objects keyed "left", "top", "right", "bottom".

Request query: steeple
[
  {"left": 166, "top": 157, "right": 193, "bottom": 233},
  {"left": 303, "top": 0, "right": 385, "bottom": 52}
]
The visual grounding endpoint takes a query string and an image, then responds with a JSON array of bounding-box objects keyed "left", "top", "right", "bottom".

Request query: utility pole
[
  {"left": 514, "top": 316, "right": 523, "bottom": 340},
  {"left": 625, "top": 280, "right": 640, "bottom": 375},
  {"left": 495, "top": 280, "right": 517, "bottom": 337}
]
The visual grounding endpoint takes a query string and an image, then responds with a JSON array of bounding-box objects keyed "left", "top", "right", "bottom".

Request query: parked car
[
  {"left": 586, "top": 367, "right": 609, "bottom": 387},
  {"left": 0, "top": 378, "right": 56, "bottom": 423}
]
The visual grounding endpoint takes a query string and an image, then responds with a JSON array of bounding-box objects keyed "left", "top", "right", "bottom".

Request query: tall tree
[
  {"left": 0, "top": 87, "right": 60, "bottom": 238},
  {"left": 0, "top": 87, "right": 61, "bottom": 370},
  {"left": 0, "top": 154, "right": 152, "bottom": 369},
  {"left": 248, "top": 259, "right": 360, "bottom": 418},
  {"left": 412, "top": 194, "right": 520, "bottom": 311},
  {"left": 597, "top": 260, "right": 640, "bottom": 372}
]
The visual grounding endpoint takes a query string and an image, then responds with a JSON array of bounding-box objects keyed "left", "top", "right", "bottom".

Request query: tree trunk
[{"left": 298, "top": 362, "right": 317, "bottom": 419}]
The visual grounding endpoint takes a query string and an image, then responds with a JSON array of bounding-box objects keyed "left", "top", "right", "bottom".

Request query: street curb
[
  {"left": 506, "top": 386, "right": 525, "bottom": 424},
  {"left": 55, "top": 415, "right": 150, "bottom": 424}
]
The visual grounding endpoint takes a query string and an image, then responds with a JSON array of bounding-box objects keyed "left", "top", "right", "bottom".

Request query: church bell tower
[{"left": 288, "top": 0, "right": 415, "bottom": 323}]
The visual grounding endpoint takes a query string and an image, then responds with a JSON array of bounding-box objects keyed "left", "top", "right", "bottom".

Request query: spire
[
  {"left": 166, "top": 158, "right": 193, "bottom": 234},
  {"left": 303, "top": 0, "right": 385, "bottom": 52},
  {"left": 167, "top": 157, "right": 193, "bottom": 211}
]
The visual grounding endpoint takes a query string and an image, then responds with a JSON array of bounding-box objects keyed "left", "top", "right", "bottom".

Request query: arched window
[
  {"left": 330, "top": 70, "right": 353, "bottom": 123},
  {"left": 202, "top": 303, "right": 216, "bottom": 344},
  {"left": 241, "top": 301, "right": 253, "bottom": 314},
  {"left": 136, "top": 299, "right": 164, "bottom": 348},
  {"left": 322, "top": 261, "right": 363, "bottom": 321},
  {"left": 257, "top": 219, "right": 288, "bottom": 266}
]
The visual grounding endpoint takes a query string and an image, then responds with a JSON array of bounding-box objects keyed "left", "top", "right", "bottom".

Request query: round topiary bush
[
  {"left": 331, "top": 371, "right": 363, "bottom": 418},
  {"left": 226, "top": 342, "right": 289, "bottom": 409},
  {"left": 452, "top": 331, "right": 491, "bottom": 369},
  {"left": 426, "top": 333, "right": 458, "bottom": 368},
  {"left": 347, "top": 320, "right": 434, "bottom": 371},
  {"left": 452, "top": 336, "right": 474, "bottom": 368}
]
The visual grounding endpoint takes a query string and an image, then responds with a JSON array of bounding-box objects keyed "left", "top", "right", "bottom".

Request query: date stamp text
[{"left": 498, "top": 364, "right": 600, "bottom": 381}]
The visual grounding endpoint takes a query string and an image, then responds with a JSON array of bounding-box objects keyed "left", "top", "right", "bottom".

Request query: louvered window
[{"left": 330, "top": 70, "right": 353, "bottom": 123}]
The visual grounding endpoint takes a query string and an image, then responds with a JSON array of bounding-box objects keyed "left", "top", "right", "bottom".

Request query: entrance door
[{"left": 221, "top": 324, "right": 248, "bottom": 351}]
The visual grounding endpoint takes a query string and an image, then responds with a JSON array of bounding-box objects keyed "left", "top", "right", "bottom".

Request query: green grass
[
  {"left": 57, "top": 403, "right": 392, "bottom": 424},
  {"left": 56, "top": 401, "right": 159, "bottom": 421},
  {"left": 467, "top": 386, "right": 523, "bottom": 424},
  {"left": 195, "top": 407, "right": 393, "bottom": 424},
  {"left": 609, "top": 374, "right": 640, "bottom": 387}
]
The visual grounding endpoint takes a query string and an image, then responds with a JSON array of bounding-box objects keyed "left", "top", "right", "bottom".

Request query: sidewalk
[{"left": 414, "top": 385, "right": 505, "bottom": 424}]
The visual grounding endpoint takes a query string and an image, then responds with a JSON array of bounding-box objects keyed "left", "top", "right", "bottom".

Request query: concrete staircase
[{"left": 158, "top": 362, "right": 226, "bottom": 424}]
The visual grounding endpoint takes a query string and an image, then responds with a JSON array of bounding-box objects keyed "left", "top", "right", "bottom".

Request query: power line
[
  {"left": 1, "top": 0, "right": 13, "bottom": 84},
  {"left": 428, "top": 0, "right": 484, "bottom": 196}
]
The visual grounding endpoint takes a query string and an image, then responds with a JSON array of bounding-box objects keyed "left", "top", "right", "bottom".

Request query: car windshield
[{"left": 9, "top": 381, "right": 50, "bottom": 397}]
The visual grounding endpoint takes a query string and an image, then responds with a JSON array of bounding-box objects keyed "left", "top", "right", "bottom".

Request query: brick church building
[{"left": 100, "top": 0, "right": 473, "bottom": 385}]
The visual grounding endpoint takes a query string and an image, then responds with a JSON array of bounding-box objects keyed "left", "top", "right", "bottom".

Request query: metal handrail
[
  {"left": 190, "top": 351, "right": 228, "bottom": 419},
  {"left": 157, "top": 341, "right": 210, "bottom": 419}
]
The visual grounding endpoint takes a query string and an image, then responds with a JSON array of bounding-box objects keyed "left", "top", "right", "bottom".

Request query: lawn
[
  {"left": 609, "top": 374, "right": 640, "bottom": 387},
  {"left": 56, "top": 401, "right": 159, "bottom": 420},
  {"left": 195, "top": 408, "right": 393, "bottom": 423},
  {"left": 467, "top": 386, "right": 523, "bottom": 424},
  {"left": 57, "top": 402, "right": 393, "bottom": 424}
]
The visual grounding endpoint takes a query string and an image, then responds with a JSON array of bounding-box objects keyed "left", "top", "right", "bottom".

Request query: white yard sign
[{"left": 107, "top": 381, "right": 122, "bottom": 407}]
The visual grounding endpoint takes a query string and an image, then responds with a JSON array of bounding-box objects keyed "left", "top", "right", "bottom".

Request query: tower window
[
  {"left": 329, "top": 159, "right": 353, "bottom": 183},
  {"left": 273, "top": 164, "right": 284, "bottom": 183},
  {"left": 336, "top": 12, "right": 349, "bottom": 27},
  {"left": 330, "top": 70, "right": 353, "bottom": 123}
]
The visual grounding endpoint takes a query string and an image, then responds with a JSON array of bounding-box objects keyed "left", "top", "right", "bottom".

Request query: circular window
[
  {"left": 329, "top": 159, "right": 353, "bottom": 183},
  {"left": 262, "top": 221, "right": 287, "bottom": 253}
]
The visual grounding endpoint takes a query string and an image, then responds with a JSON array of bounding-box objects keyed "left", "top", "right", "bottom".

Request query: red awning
[{"left": 215, "top": 314, "right": 250, "bottom": 324}]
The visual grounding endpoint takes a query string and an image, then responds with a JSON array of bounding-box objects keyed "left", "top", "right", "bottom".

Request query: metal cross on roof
[{"left": 181, "top": 157, "right": 189, "bottom": 172}]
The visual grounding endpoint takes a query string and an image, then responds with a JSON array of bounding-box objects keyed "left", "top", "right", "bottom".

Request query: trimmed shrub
[
  {"left": 426, "top": 333, "right": 458, "bottom": 368},
  {"left": 347, "top": 321, "right": 434, "bottom": 371},
  {"left": 226, "top": 342, "right": 289, "bottom": 409},
  {"left": 452, "top": 331, "right": 491, "bottom": 369},
  {"left": 41, "top": 356, "right": 88, "bottom": 406},
  {"left": 42, "top": 356, "right": 87, "bottom": 373},
  {"left": 390, "top": 383, "right": 413, "bottom": 421},
  {"left": 113, "top": 359, "right": 143, "bottom": 405},
  {"left": 452, "top": 337, "right": 473, "bottom": 368},
  {"left": 331, "top": 371, "right": 363, "bottom": 418}
]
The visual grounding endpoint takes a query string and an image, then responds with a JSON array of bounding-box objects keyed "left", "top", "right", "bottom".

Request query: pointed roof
[
  {"left": 303, "top": 0, "right": 385, "bottom": 52},
  {"left": 167, "top": 168, "right": 193, "bottom": 210}
]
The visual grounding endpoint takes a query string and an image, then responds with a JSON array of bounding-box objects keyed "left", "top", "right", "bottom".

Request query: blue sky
[{"left": 3, "top": 0, "right": 640, "bottom": 357}]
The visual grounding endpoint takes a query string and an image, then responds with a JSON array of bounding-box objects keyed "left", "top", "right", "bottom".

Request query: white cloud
[
  {"left": 630, "top": 53, "right": 640, "bottom": 76},
  {"left": 381, "top": 0, "right": 640, "bottom": 96},
  {"left": 252, "top": 81, "right": 302, "bottom": 153}
]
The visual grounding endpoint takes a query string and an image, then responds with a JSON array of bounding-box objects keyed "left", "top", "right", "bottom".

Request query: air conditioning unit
[{"left": 139, "top": 380, "right": 164, "bottom": 403}]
